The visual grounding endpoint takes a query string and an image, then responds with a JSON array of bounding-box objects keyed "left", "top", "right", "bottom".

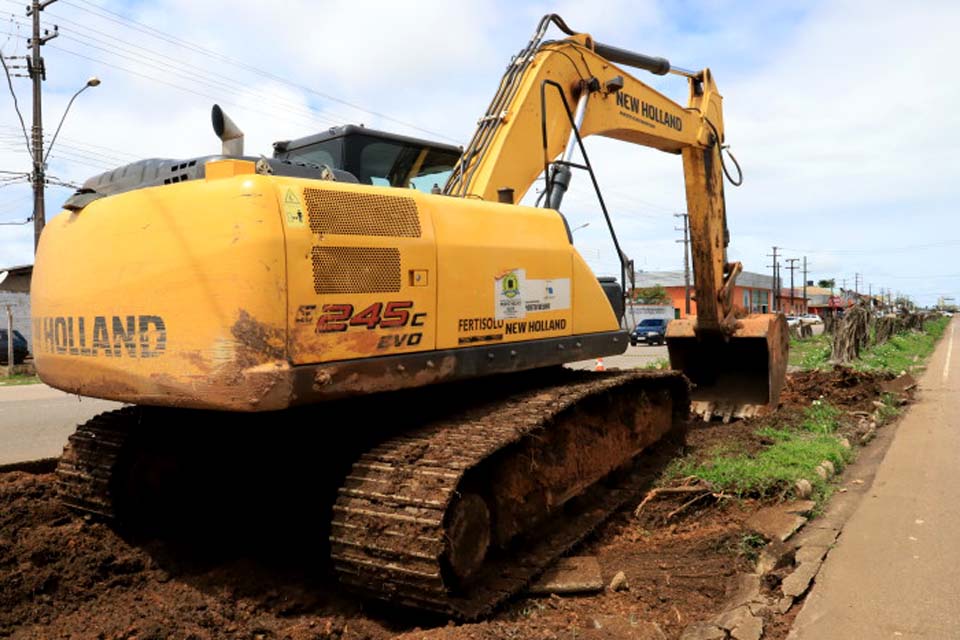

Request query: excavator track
[
  {"left": 330, "top": 370, "right": 688, "bottom": 618},
  {"left": 57, "top": 407, "right": 142, "bottom": 519},
  {"left": 55, "top": 370, "right": 688, "bottom": 619}
]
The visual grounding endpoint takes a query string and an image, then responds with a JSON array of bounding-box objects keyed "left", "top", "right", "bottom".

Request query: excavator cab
[{"left": 273, "top": 125, "right": 461, "bottom": 193}]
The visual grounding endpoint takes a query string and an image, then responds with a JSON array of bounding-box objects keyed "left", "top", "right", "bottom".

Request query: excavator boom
[{"left": 447, "top": 14, "right": 787, "bottom": 418}]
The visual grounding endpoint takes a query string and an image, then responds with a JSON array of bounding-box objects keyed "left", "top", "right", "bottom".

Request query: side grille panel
[
  {"left": 304, "top": 189, "right": 421, "bottom": 238},
  {"left": 311, "top": 246, "right": 401, "bottom": 294}
]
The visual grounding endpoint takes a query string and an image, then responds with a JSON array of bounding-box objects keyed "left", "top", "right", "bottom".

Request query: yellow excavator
[{"left": 33, "top": 14, "right": 786, "bottom": 617}]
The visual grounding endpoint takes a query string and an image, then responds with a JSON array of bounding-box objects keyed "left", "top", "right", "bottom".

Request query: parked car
[
  {"left": 631, "top": 318, "right": 669, "bottom": 346},
  {"left": 785, "top": 316, "right": 800, "bottom": 328},
  {"left": 800, "top": 314, "right": 823, "bottom": 324},
  {"left": 0, "top": 329, "right": 29, "bottom": 365}
]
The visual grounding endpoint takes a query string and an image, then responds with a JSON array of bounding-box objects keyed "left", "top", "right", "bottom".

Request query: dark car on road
[
  {"left": 0, "top": 329, "right": 29, "bottom": 365},
  {"left": 630, "top": 318, "right": 669, "bottom": 346}
]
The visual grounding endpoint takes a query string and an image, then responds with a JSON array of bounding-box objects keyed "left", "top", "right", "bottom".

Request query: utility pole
[
  {"left": 775, "top": 261, "right": 782, "bottom": 312},
  {"left": 853, "top": 272, "right": 861, "bottom": 296},
  {"left": 785, "top": 258, "right": 798, "bottom": 315},
  {"left": 674, "top": 213, "right": 691, "bottom": 315},
  {"left": 27, "top": 0, "right": 58, "bottom": 253},
  {"left": 801, "top": 256, "right": 808, "bottom": 315},
  {"left": 767, "top": 246, "right": 779, "bottom": 312}
]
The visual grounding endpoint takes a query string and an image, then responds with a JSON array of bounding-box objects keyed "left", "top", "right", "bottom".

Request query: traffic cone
[{"left": 594, "top": 357, "right": 605, "bottom": 372}]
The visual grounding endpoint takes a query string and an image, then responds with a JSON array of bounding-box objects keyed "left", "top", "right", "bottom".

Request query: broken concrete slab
[
  {"left": 528, "top": 556, "right": 603, "bottom": 594},
  {"left": 880, "top": 373, "right": 916, "bottom": 394},
  {"left": 795, "top": 545, "right": 830, "bottom": 566},
  {"left": 591, "top": 615, "right": 666, "bottom": 639},
  {"left": 725, "top": 573, "right": 762, "bottom": 609},
  {"left": 781, "top": 557, "right": 823, "bottom": 598},
  {"left": 792, "top": 525, "right": 839, "bottom": 548},
  {"left": 778, "top": 595, "right": 794, "bottom": 614},
  {"left": 716, "top": 605, "right": 763, "bottom": 640},
  {"left": 783, "top": 500, "right": 816, "bottom": 515},
  {"left": 679, "top": 621, "right": 726, "bottom": 640},
  {"left": 756, "top": 539, "right": 796, "bottom": 574},
  {"left": 747, "top": 504, "right": 808, "bottom": 542}
]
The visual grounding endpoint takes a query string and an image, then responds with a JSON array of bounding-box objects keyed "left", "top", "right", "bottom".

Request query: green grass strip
[{"left": 669, "top": 402, "right": 852, "bottom": 502}]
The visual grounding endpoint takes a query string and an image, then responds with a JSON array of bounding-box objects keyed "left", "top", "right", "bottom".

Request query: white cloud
[{"left": 0, "top": 0, "right": 955, "bottom": 305}]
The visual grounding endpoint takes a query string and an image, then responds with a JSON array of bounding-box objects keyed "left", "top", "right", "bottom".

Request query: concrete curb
[
  {"left": 0, "top": 457, "right": 58, "bottom": 474},
  {"left": 680, "top": 389, "right": 908, "bottom": 640}
]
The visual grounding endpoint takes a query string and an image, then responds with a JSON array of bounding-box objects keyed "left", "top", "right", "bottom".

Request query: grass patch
[
  {"left": 643, "top": 357, "right": 670, "bottom": 370},
  {"left": 875, "top": 392, "right": 901, "bottom": 423},
  {"left": 737, "top": 533, "right": 768, "bottom": 563},
  {"left": 788, "top": 316, "right": 950, "bottom": 373},
  {"left": 0, "top": 374, "right": 41, "bottom": 386},
  {"left": 669, "top": 401, "right": 852, "bottom": 504},
  {"left": 854, "top": 316, "right": 949, "bottom": 374},
  {"left": 788, "top": 333, "right": 831, "bottom": 370}
]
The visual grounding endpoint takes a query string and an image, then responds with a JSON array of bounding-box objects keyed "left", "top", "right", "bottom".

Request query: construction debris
[{"left": 528, "top": 556, "right": 604, "bottom": 595}]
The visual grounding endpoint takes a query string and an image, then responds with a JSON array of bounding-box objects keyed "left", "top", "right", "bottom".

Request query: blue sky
[{"left": 0, "top": 0, "right": 956, "bottom": 306}]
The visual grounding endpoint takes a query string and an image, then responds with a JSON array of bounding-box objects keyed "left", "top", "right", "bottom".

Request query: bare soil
[{"left": 0, "top": 367, "right": 898, "bottom": 640}]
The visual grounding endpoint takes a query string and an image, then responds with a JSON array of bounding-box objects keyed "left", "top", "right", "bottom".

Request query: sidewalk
[{"left": 789, "top": 318, "right": 959, "bottom": 638}]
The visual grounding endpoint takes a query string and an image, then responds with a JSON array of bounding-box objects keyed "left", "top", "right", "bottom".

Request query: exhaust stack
[{"left": 211, "top": 104, "right": 244, "bottom": 156}]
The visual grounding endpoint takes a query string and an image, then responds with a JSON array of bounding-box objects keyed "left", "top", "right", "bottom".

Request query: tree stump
[
  {"left": 824, "top": 312, "right": 837, "bottom": 335},
  {"left": 831, "top": 306, "right": 871, "bottom": 363},
  {"left": 874, "top": 314, "right": 900, "bottom": 344}
]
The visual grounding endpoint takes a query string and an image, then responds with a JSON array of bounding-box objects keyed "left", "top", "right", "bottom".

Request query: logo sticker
[{"left": 495, "top": 269, "right": 525, "bottom": 320}]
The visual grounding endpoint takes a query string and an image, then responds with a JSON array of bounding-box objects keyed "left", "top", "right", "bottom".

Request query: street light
[
  {"left": 43, "top": 77, "right": 101, "bottom": 165},
  {"left": 33, "top": 76, "right": 100, "bottom": 252},
  {"left": 572, "top": 222, "right": 590, "bottom": 233}
]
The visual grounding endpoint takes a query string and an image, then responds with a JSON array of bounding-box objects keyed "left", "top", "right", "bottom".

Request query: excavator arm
[
  {"left": 447, "top": 15, "right": 788, "bottom": 418},
  {"left": 446, "top": 15, "right": 734, "bottom": 333}
]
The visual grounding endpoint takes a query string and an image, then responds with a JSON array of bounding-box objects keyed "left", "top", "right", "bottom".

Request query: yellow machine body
[{"left": 32, "top": 159, "right": 623, "bottom": 411}]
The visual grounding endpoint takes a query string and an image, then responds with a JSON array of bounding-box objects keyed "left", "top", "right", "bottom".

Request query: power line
[
  {"left": 36, "top": 11, "right": 354, "bottom": 126},
  {"left": 58, "top": 0, "right": 459, "bottom": 142},
  {"left": 780, "top": 241, "right": 960, "bottom": 255},
  {"left": 766, "top": 246, "right": 779, "bottom": 312},
  {"left": 0, "top": 125, "right": 141, "bottom": 162},
  {"left": 0, "top": 45, "right": 32, "bottom": 159},
  {"left": 674, "top": 212, "right": 691, "bottom": 315},
  {"left": 45, "top": 43, "right": 347, "bottom": 136},
  {"left": 50, "top": 28, "right": 344, "bottom": 130}
]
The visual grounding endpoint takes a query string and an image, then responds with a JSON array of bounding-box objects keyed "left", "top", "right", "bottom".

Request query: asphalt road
[
  {"left": 568, "top": 343, "right": 669, "bottom": 371},
  {"left": 790, "top": 318, "right": 959, "bottom": 639},
  {"left": 0, "top": 384, "right": 121, "bottom": 466}
]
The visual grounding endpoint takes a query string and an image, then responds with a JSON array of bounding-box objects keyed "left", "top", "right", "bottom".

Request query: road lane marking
[{"left": 944, "top": 322, "right": 954, "bottom": 383}]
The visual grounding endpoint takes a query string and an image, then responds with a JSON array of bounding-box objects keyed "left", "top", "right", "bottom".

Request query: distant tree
[
  {"left": 632, "top": 285, "right": 670, "bottom": 304},
  {"left": 817, "top": 278, "right": 835, "bottom": 289},
  {"left": 894, "top": 296, "right": 914, "bottom": 311}
]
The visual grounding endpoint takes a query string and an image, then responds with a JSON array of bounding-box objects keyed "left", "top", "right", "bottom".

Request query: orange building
[{"left": 633, "top": 270, "right": 807, "bottom": 319}]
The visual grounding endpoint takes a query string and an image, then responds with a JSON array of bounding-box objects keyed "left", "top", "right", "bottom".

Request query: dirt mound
[
  {"left": 0, "top": 364, "right": 897, "bottom": 639},
  {"left": 1, "top": 457, "right": 748, "bottom": 640},
  {"left": 0, "top": 471, "right": 397, "bottom": 640},
  {"left": 780, "top": 366, "right": 892, "bottom": 412}
]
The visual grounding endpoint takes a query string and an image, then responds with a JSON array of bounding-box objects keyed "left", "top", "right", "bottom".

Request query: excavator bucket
[{"left": 666, "top": 314, "right": 788, "bottom": 421}]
